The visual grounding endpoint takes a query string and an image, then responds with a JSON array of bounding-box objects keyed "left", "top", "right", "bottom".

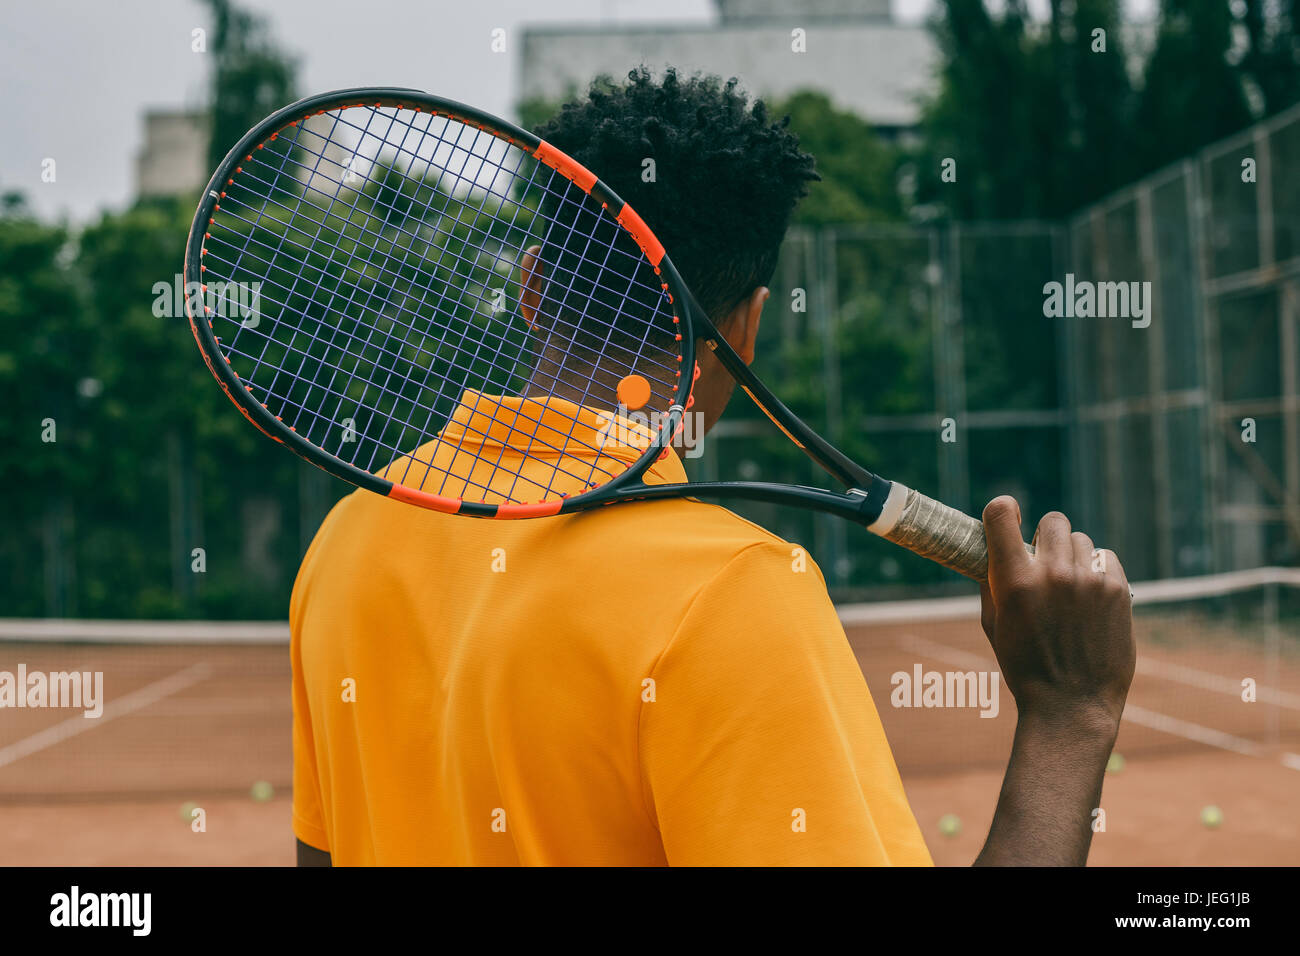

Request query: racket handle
[{"left": 868, "top": 483, "right": 1033, "bottom": 582}]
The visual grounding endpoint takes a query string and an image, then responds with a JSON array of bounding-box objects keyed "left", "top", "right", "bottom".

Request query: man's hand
[
  {"left": 973, "top": 495, "right": 1135, "bottom": 866},
  {"left": 980, "top": 496, "right": 1135, "bottom": 728}
]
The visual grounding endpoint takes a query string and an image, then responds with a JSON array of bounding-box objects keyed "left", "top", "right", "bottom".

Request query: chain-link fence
[
  {"left": 700, "top": 102, "right": 1300, "bottom": 597},
  {"left": 695, "top": 221, "right": 1069, "bottom": 598},
  {"left": 15, "top": 106, "right": 1300, "bottom": 614},
  {"left": 1063, "top": 100, "right": 1300, "bottom": 583}
]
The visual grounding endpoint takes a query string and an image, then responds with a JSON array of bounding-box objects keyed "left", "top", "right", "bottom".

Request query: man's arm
[
  {"left": 976, "top": 707, "right": 1117, "bottom": 865},
  {"left": 289, "top": 504, "right": 345, "bottom": 869},
  {"left": 638, "top": 540, "right": 933, "bottom": 866},
  {"left": 297, "top": 839, "right": 331, "bottom": 867},
  {"left": 973, "top": 497, "right": 1135, "bottom": 866}
]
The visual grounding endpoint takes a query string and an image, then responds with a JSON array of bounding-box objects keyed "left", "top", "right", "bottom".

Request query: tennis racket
[{"left": 184, "top": 87, "right": 1030, "bottom": 581}]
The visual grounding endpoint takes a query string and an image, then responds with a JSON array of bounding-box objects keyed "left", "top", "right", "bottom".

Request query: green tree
[
  {"left": 917, "top": 0, "right": 1137, "bottom": 220},
  {"left": 776, "top": 91, "right": 904, "bottom": 225},
  {"left": 203, "top": 0, "right": 298, "bottom": 171},
  {"left": 0, "top": 201, "right": 84, "bottom": 615},
  {"left": 921, "top": 0, "right": 1300, "bottom": 220},
  {"left": 1239, "top": 0, "right": 1300, "bottom": 118},
  {"left": 1135, "top": 0, "right": 1253, "bottom": 174}
]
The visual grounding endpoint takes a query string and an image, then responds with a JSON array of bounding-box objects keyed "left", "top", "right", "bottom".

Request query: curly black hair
[{"left": 533, "top": 67, "right": 819, "bottom": 323}]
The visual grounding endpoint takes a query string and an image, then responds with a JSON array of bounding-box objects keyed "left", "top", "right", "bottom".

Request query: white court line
[
  {"left": 901, "top": 634, "right": 993, "bottom": 672},
  {"left": 0, "top": 662, "right": 213, "bottom": 770},
  {"left": 903, "top": 630, "right": 1300, "bottom": 710},
  {"left": 1137, "top": 657, "right": 1300, "bottom": 709},
  {"left": 1121, "top": 705, "right": 1264, "bottom": 757},
  {"left": 140, "top": 698, "right": 285, "bottom": 717},
  {"left": 893, "top": 634, "right": 1300, "bottom": 771},
  {"left": 0, "top": 619, "right": 287, "bottom": 644},
  {"left": 837, "top": 566, "right": 1300, "bottom": 626},
  {"left": 840, "top": 594, "right": 979, "bottom": 626}
]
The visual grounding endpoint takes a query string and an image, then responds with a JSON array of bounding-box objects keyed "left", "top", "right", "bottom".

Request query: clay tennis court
[{"left": 1, "top": 577, "right": 1297, "bottom": 865}]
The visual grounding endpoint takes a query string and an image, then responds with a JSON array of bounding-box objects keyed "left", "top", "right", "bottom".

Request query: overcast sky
[{"left": 0, "top": 0, "right": 1152, "bottom": 223}]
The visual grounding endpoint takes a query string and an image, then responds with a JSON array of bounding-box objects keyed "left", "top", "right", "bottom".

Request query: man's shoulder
[
  {"left": 595, "top": 495, "right": 817, "bottom": 567},
  {"left": 296, "top": 486, "right": 827, "bottom": 596},
  {"left": 590, "top": 497, "right": 834, "bottom": 609}
]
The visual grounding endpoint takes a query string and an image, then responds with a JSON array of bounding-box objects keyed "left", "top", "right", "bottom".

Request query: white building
[
  {"left": 137, "top": 1, "right": 938, "bottom": 200},
  {"left": 135, "top": 110, "right": 209, "bottom": 199},
  {"left": 518, "top": 0, "right": 937, "bottom": 134}
]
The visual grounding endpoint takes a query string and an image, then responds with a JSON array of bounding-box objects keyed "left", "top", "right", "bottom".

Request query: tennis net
[
  {"left": 0, "top": 621, "right": 289, "bottom": 802},
  {"left": 0, "top": 567, "right": 1295, "bottom": 800},
  {"left": 842, "top": 566, "right": 1300, "bottom": 775}
]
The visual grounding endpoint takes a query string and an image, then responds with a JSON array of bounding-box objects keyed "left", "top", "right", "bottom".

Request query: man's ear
[
  {"left": 518, "top": 244, "right": 544, "bottom": 323},
  {"left": 720, "top": 286, "right": 768, "bottom": 365}
]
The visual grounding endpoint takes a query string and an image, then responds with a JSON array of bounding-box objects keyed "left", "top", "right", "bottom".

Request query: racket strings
[
  {"left": 213, "top": 111, "right": 660, "bottom": 455},
  {"left": 207, "top": 160, "right": 681, "bottom": 423},
  {"left": 277, "top": 110, "right": 530, "bottom": 474},
  {"left": 203, "top": 232, "right": 679, "bottom": 409},
  {"left": 211, "top": 112, "right": 682, "bottom": 400},
  {"left": 205, "top": 260, "right": 649, "bottom": 477},
  {"left": 216, "top": 310, "right": 632, "bottom": 486},
  {"left": 212, "top": 330, "right": 628, "bottom": 503},
  {"left": 223, "top": 112, "right": 678, "bottom": 358},
  {"left": 212, "top": 150, "right": 682, "bottom": 386},
  {"left": 219, "top": 108, "right": 533, "bottom": 442},
  {"left": 201, "top": 102, "right": 682, "bottom": 505},
  {"left": 272, "top": 107, "right": 483, "bottom": 458},
  {"left": 324, "top": 105, "right": 661, "bottom": 283},
  {"left": 223, "top": 114, "right": 461, "bottom": 464}
]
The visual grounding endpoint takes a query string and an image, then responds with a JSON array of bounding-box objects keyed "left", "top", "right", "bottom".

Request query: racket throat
[
  {"left": 855, "top": 480, "right": 908, "bottom": 535},
  {"left": 704, "top": 337, "right": 880, "bottom": 491}
]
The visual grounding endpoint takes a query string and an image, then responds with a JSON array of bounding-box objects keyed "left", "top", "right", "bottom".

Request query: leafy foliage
[
  {"left": 10, "top": 1, "right": 1300, "bottom": 614},
  {"left": 203, "top": 0, "right": 298, "bottom": 171},
  {"left": 917, "top": 0, "right": 1300, "bottom": 220}
]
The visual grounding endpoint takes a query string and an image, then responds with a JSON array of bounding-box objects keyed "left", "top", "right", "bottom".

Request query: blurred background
[{"left": 1, "top": 0, "right": 1297, "bottom": 865}]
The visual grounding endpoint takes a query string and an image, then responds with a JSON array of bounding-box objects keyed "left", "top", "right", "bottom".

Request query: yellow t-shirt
[{"left": 290, "top": 394, "right": 931, "bottom": 866}]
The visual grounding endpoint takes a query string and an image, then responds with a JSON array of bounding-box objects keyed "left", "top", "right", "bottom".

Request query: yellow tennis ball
[
  {"left": 1106, "top": 752, "right": 1126, "bottom": 773},
  {"left": 250, "top": 781, "right": 274, "bottom": 802},
  {"left": 938, "top": 813, "right": 962, "bottom": 837},
  {"left": 1200, "top": 805, "right": 1223, "bottom": 829},
  {"left": 179, "top": 801, "right": 199, "bottom": 821}
]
